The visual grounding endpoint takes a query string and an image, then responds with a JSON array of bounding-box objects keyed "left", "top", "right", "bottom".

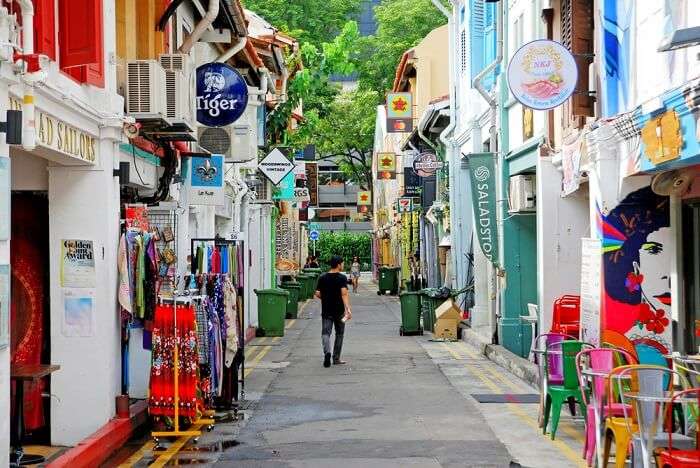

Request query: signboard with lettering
[
  {"left": 275, "top": 202, "right": 300, "bottom": 275},
  {"left": 507, "top": 39, "right": 578, "bottom": 111},
  {"left": 305, "top": 162, "right": 318, "bottom": 206},
  {"left": 189, "top": 155, "right": 225, "bottom": 206},
  {"left": 10, "top": 97, "right": 98, "bottom": 163},
  {"left": 468, "top": 153, "right": 499, "bottom": 266},
  {"left": 403, "top": 167, "right": 422, "bottom": 197},
  {"left": 196, "top": 62, "right": 249, "bottom": 127},
  {"left": 580, "top": 238, "right": 602, "bottom": 346},
  {"left": 258, "top": 148, "right": 295, "bottom": 186},
  {"left": 386, "top": 92, "right": 413, "bottom": 133},
  {"left": 412, "top": 153, "right": 443, "bottom": 177},
  {"left": 397, "top": 197, "right": 413, "bottom": 212}
]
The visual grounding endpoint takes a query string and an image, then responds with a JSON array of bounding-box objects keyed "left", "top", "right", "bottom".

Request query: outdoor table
[
  {"left": 531, "top": 348, "right": 562, "bottom": 428},
  {"left": 622, "top": 391, "right": 695, "bottom": 468},
  {"left": 10, "top": 364, "right": 60, "bottom": 466}
]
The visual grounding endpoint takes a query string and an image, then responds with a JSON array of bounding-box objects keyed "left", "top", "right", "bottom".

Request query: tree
[
  {"left": 354, "top": 0, "right": 447, "bottom": 95},
  {"left": 242, "top": 0, "right": 362, "bottom": 49},
  {"left": 292, "top": 89, "right": 378, "bottom": 191}
]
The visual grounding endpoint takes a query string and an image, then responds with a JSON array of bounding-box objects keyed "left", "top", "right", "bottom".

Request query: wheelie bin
[
  {"left": 377, "top": 266, "right": 400, "bottom": 295},
  {"left": 254, "top": 288, "right": 289, "bottom": 337},
  {"left": 296, "top": 273, "right": 313, "bottom": 300},
  {"left": 280, "top": 282, "right": 301, "bottom": 318},
  {"left": 302, "top": 268, "right": 322, "bottom": 297},
  {"left": 421, "top": 289, "right": 442, "bottom": 333},
  {"left": 399, "top": 291, "right": 423, "bottom": 336}
]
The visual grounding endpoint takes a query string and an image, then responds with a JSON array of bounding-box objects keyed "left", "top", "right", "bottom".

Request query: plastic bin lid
[
  {"left": 400, "top": 291, "right": 423, "bottom": 296},
  {"left": 296, "top": 273, "right": 311, "bottom": 278},
  {"left": 254, "top": 288, "right": 290, "bottom": 296},
  {"left": 281, "top": 283, "right": 301, "bottom": 289}
]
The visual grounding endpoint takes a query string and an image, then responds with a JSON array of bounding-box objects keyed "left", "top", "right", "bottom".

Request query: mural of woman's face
[{"left": 638, "top": 227, "right": 672, "bottom": 307}]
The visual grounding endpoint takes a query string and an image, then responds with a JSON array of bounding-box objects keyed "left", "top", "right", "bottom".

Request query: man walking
[{"left": 314, "top": 255, "right": 352, "bottom": 368}]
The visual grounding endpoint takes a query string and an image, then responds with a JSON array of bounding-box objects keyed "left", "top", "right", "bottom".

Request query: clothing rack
[
  {"left": 152, "top": 293, "right": 215, "bottom": 442},
  {"left": 190, "top": 237, "right": 246, "bottom": 411}
]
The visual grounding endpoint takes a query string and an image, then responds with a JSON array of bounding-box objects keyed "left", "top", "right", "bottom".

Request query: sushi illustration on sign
[{"left": 507, "top": 39, "right": 577, "bottom": 111}]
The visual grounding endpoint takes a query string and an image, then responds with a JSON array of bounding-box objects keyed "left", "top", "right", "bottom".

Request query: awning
[{"left": 401, "top": 98, "right": 450, "bottom": 152}]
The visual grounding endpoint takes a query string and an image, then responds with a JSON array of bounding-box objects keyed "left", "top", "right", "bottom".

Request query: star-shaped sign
[
  {"left": 360, "top": 194, "right": 368, "bottom": 201},
  {"left": 392, "top": 97, "right": 408, "bottom": 113},
  {"left": 381, "top": 156, "right": 393, "bottom": 167}
]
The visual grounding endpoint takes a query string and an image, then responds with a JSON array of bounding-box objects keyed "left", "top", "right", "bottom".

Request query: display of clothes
[
  {"left": 118, "top": 230, "right": 160, "bottom": 321},
  {"left": 148, "top": 303, "right": 200, "bottom": 418}
]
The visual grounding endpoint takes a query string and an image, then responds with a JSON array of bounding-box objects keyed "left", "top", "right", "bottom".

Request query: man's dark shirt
[{"left": 316, "top": 272, "right": 348, "bottom": 319}]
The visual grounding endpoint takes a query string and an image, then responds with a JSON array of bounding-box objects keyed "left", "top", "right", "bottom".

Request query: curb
[
  {"left": 459, "top": 324, "right": 540, "bottom": 389},
  {"left": 46, "top": 400, "right": 148, "bottom": 468}
]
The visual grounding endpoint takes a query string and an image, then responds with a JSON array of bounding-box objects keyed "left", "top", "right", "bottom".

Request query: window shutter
[
  {"left": 483, "top": 1, "right": 497, "bottom": 90},
  {"left": 58, "top": 0, "right": 102, "bottom": 68},
  {"left": 561, "top": 0, "right": 594, "bottom": 127},
  {"left": 34, "top": 0, "right": 56, "bottom": 61},
  {"left": 469, "top": 0, "right": 485, "bottom": 84}
]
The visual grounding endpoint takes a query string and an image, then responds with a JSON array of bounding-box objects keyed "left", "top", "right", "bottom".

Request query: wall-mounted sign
[
  {"left": 190, "top": 155, "right": 225, "bottom": 206},
  {"left": 403, "top": 167, "right": 422, "bottom": 197},
  {"left": 291, "top": 187, "right": 311, "bottom": 202},
  {"left": 377, "top": 152, "right": 396, "bottom": 172},
  {"left": 305, "top": 162, "right": 318, "bottom": 206},
  {"left": 507, "top": 39, "right": 578, "bottom": 110},
  {"left": 412, "top": 152, "right": 443, "bottom": 177},
  {"left": 397, "top": 197, "right": 413, "bottom": 213},
  {"left": 60, "top": 239, "right": 96, "bottom": 288},
  {"left": 272, "top": 171, "right": 295, "bottom": 200},
  {"left": 258, "top": 148, "right": 295, "bottom": 186},
  {"left": 641, "top": 110, "right": 682, "bottom": 165},
  {"left": 196, "top": 62, "right": 249, "bottom": 127},
  {"left": 357, "top": 191, "right": 371, "bottom": 206},
  {"left": 386, "top": 92, "right": 413, "bottom": 133},
  {"left": 468, "top": 153, "right": 499, "bottom": 266}
]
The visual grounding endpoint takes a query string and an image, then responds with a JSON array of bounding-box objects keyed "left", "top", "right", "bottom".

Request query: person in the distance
[{"left": 314, "top": 255, "right": 352, "bottom": 367}]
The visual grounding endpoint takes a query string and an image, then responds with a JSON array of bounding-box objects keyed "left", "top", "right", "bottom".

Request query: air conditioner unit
[
  {"left": 163, "top": 68, "right": 195, "bottom": 131},
  {"left": 230, "top": 124, "right": 256, "bottom": 162},
  {"left": 509, "top": 174, "right": 536, "bottom": 213},
  {"left": 197, "top": 124, "right": 256, "bottom": 162},
  {"left": 126, "top": 60, "right": 167, "bottom": 120},
  {"left": 159, "top": 53, "right": 191, "bottom": 75}
]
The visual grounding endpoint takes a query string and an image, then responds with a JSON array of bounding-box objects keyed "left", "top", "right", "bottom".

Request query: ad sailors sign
[{"left": 196, "top": 62, "right": 249, "bottom": 127}]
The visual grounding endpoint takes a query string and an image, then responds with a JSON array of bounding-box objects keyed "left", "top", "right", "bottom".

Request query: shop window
[{"left": 561, "top": 0, "right": 595, "bottom": 128}]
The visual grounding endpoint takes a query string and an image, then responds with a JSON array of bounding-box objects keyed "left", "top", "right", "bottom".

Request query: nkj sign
[{"left": 468, "top": 153, "right": 499, "bottom": 266}]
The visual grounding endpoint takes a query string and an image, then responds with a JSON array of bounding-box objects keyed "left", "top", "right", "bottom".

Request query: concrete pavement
[{"left": 108, "top": 278, "right": 586, "bottom": 467}]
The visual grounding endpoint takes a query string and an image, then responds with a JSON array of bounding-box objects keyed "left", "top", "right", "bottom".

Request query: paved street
[{"left": 107, "top": 279, "right": 587, "bottom": 467}]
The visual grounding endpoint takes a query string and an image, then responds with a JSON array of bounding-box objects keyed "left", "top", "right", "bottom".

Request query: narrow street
[{"left": 106, "top": 278, "right": 587, "bottom": 468}]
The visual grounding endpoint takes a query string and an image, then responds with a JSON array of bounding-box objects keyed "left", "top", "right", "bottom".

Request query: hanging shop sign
[
  {"left": 640, "top": 110, "right": 682, "bottom": 165},
  {"left": 275, "top": 202, "right": 300, "bottom": 275},
  {"left": 196, "top": 62, "right": 249, "bottom": 127},
  {"left": 305, "top": 162, "right": 318, "bottom": 206},
  {"left": 358, "top": 205, "right": 370, "bottom": 214},
  {"left": 377, "top": 152, "right": 396, "bottom": 180},
  {"left": 397, "top": 197, "right": 413, "bottom": 213},
  {"left": 293, "top": 160, "right": 306, "bottom": 177},
  {"left": 357, "top": 191, "right": 371, "bottom": 206},
  {"left": 272, "top": 171, "right": 295, "bottom": 200},
  {"left": 412, "top": 152, "right": 444, "bottom": 177},
  {"left": 258, "top": 148, "right": 295, "bottom": 186},
  {"left": 292, "top": 187, "right": 311, "bottom": 202},
  {"left": 580, "top": 238, "right": 602, "bottom": 346},
  {"left": 468, "top": 153, "right": 499, "bottom": 266},
  {"left": 402, "top": 167, "right": 422, "bottom": 197},
  {"left": 189, "top": 155, "right": 225, "bottom": 206},
  {"left": 507, "top": 39, "right": 578, "bottom": 110},
  {"left": 386, "top": 92, "right": 413, "bottom": 133}
]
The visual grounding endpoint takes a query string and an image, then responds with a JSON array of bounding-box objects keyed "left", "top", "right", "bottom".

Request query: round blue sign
[
  {"left": 309, "top": 230, "right": 320, "bottom": 241},
  {"left": 196, "top": 62, "right": 249, "bottom": 127}
]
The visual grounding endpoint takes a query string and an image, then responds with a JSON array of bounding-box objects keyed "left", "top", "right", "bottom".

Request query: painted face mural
[{"left": 599, "top": 187, "right": 671, "bottom": 350}]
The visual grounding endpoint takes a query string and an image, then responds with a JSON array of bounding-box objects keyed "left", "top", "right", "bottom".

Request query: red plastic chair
[
  {"left": 655, "top": 388, "right": 700, "bottom": 468},
  {"left": 552, "top": 295, "right": 581, "bottom": 337}
]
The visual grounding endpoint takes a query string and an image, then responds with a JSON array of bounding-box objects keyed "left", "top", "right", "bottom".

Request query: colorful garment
[
  {"left": 224, "top": 280, "right": 239, "bottom": 367},
  {"left": 149, "top": 304, "right": 200, "bottom": 417},
  {"left": 117, "top": 233, "right": 132, "bottom": 313}
]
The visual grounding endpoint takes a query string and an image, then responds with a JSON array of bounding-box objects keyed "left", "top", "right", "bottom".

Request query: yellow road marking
[
  {"left": 149, "top": 423, "right": 204, "bottom": 468},
  {"left": 244, "top": 345, "right": 272, "bottom": 378},
  {"left": 441, "top": 344, "right": 586, "bottom": 467},
  {"left": 286, "top": 319, "right": 296, "bottom": 329},
  {"left": 117, "top": 441, "right": 154, "bottom": 467}
]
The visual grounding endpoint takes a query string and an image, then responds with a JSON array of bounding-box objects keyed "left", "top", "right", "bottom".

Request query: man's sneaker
[
  {"left": 333, "top": 359, "right": 347, "bottom": 365},
  {"left": 323, "top": 353, "right": 331, "bottom": 368}
]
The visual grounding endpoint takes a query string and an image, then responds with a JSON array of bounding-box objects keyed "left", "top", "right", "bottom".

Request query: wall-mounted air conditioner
[
  {"left": 509, "top": 174, "right": 536, "bottom": 213},
  {"left": 126, "top": 60, "right": 167, "bottom": 120},
  {"left": 159, "top": 54, "right": 194, "bottom": 132}
]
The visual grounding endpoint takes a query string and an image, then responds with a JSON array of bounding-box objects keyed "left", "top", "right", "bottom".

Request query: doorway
[{"left": 10, "top": 191, "right": 50, "bottom": 442}]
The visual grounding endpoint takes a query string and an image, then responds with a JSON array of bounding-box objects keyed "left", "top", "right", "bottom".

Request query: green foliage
[
  {"left": 241, "top": 0, "right": 362, "bottom": 49},
  {"left": 315, "top": 232, "right": 372, "bottom": 271},
  {"left": 354, "top": 0, "right": 448, "bottom": 95}
]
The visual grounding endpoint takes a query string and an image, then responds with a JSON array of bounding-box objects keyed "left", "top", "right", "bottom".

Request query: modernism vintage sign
[{"left": 468, "top": 153, "right": 499, "bottom": 266}]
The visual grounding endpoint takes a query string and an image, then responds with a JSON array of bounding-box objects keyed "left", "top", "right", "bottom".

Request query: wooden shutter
[
  {"left": 58, "top": 0, "right": 102, "bottom": 68},
  {"left": 483, "top": 1, "right": 497, "bottom": 90},
  {"left": 469, "top": 0, "right": 485, "bottom": 84},
  {"left": 561, "top": 0, "right": 594, "bottom": 127},
  {"left": 34, "top": 0, "right": 56, "bottom": 61}
]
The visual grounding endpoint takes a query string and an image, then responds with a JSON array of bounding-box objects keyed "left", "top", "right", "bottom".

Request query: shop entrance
[{"left": 10, "top": 191, "right": 50, "bottom": 443}]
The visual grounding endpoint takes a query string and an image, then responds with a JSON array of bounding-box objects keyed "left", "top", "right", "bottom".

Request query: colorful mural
[{"left": 598, "top": 187, "right": 671, "bottom": 353}]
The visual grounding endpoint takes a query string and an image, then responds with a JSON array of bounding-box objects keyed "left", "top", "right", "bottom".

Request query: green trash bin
[
  {"left": 296, "top": 273, "right": 312, "bottom": 300},
  {"left": 280, "top": 282, "right": 301, "bottom": 318},
  {"left": 399, "top": 291, "right": 423, "bottom": 336},
  {"left": 421, "top": 290, "right": 442, "bottom": 333},
  {"left": 255, "top": 288, "right": 289, "bottom": 337},
  {"left": 302, "top": 268, "right": 321, "bottom": 298},
  {"left": 378, "top": 266, "right": 400, "bottom": 295}
]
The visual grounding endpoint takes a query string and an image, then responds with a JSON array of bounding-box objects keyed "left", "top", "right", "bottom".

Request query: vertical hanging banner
[
  {"left": 387, "top": 92, "right": 413, "bottom": 133},
  {"left": 580, "top": 238, "right": 602, "bottom": 346},
  {"left": 275, "top": 202, "right": 300, "bottom": 275},
  {"left": 377, "top": 152, "right": 396, "bottom": 179},
  {"left": 468, "top": 153, "right": 499, "bottom": 266},
  {"left": 306, "top": 162, "right": 318, "bottom": 206},
  {"left": 190, "top": 155, "right": 225, "bottom": 206}
]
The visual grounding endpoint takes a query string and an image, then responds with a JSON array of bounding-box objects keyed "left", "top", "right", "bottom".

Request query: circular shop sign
[
  {"left": 507, "top": 39, "right": 578, "bottom": 111},
  {"left": 196, "top": 62, "right": 249, "bottom": 127},
  {"left": 412, "top": 152, "right": 444, "bottom": 177}
]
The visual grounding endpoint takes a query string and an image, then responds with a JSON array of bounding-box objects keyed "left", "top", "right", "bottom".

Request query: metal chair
[{"left": 655, "top": 388, "right": 700, "bottom": 467}]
